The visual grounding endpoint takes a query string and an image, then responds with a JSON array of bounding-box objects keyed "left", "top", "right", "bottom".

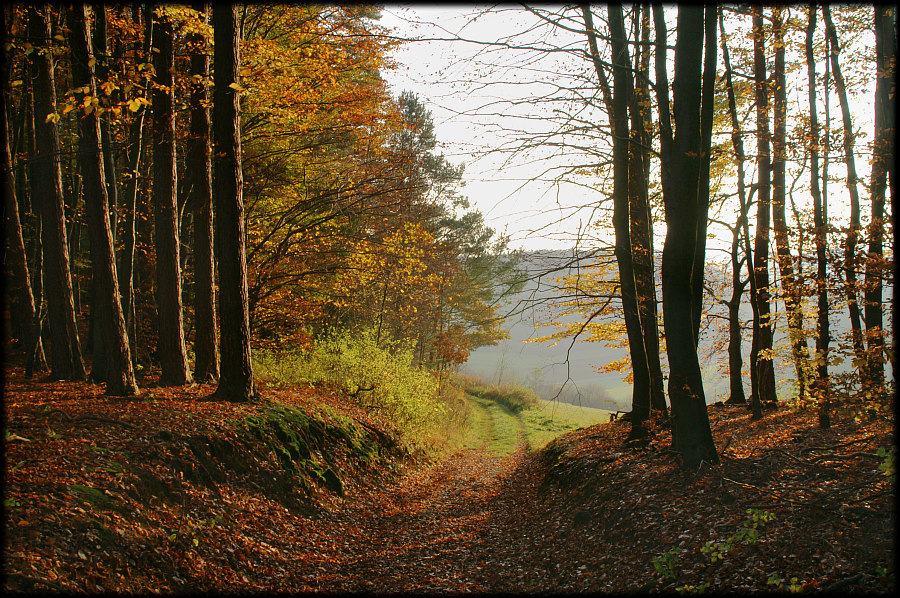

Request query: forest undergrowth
[{"left": 2, "top": 365, "right": 894, "bottom": 593}]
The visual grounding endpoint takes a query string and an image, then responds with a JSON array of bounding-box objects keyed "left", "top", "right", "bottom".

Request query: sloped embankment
[
  {"left": 3, "top": 372, "right": 411, "bottom": 592},
  {"left": 525, "top": 404, "right": 894, "bottom": 593}
]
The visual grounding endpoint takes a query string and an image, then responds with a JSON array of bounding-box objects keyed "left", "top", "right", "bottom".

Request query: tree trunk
[
  {"left": 805, "top": 6, "right": 831, "bottom": 428},
  {"left": 690, "top": 5, "right": 717, "bottom": 347},
  {"left": 823, "top": 6, "right": 866, "bottom": 380},
  {"left": 655, "top": 5, "right": 718, "bottom": 467},
  {"left": 750, "top": 7, "right": 775, "bottom": 417},
  {"left": 719, "top": 7, "right": 752, "bottom": 406},
  {"left": 27, "top": 5, "right": 86, "bottom": 381},
  {"left": 151, "top": 5, "right": 192, "bottom": 385},
  {"left": 863, "top": 5, "right": 894, "bottom": 393},
  {"left": 582, "top": 5, "right": 652, "bottom": 438},
  {"left": 92, "top": 4, "right": 117, "bottom": 238},
  {"left": 630, "top": 4, "right": 667, "bottom": 415},
  {"left": 189, "top": 2, "right": 219, "bottom": 383},
  {"left": 770, "top": 7, "right": 810, "bottom": 402},
  {"left": 67, "top": 4, "right": 138, "bottom": 396},
  {"left": 117, "top": 4, "right": 152, "bottom": 359},
  {"left": 212, "top": 4, "right": 256, "bottom": 401},
  {"left": 2, "top": 69, "right": 40, "bottom": 360}
]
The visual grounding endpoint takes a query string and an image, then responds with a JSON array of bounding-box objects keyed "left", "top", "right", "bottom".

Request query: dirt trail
[{"left": 287, "top": 448, "right": 547, "bottom": 592}]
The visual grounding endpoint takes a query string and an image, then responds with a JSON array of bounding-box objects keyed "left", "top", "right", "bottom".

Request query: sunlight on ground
[{"left": 462, "top": 395, "right": 612, "bottom": 455}]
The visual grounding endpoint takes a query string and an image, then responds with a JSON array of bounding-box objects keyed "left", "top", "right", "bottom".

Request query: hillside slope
[{"left": 3, "top": 367, "right": 894, "bottom": 593}]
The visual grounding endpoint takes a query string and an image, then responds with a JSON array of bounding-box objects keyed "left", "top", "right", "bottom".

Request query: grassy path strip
[
  {"left": 461, "top": 394, "right": 525, "bottom": 455},
  {"left": 461, "top": 393, "right": 612, "bottom": 455}
]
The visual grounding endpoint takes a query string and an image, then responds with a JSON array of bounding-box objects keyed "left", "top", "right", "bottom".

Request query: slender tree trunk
[
  {"left": 806, "top": 6, "right": 831, "bottom": 428},
  {"left": 27, "top": 5, "right": 86, "bottom": 381},
  {"left": 67, "top": 4, "right": 138, "bottom": 396},
  {"left": 719, "top": 8, "right": 753, "bottom": 405},
  {"left": 863, "top": 5, "right": 894, "bottom": 393},
  {"left": 725, "top": 226, "right": 748, "bottom": 405},
  {"left": 750, "top": 7, "right": 775, "bottom": 417},
  {"left": 770, "top": 7, "right": 810, "bottom": 402},
  {"left": 823, "top": 5, "right": 866, "bottom": 380},
  {"left": 212, "top": 4, "right": 255, "bottom": 401},
  {"left": 583, "top": 5, "right": 652, "bottom": 438},
  {"left": 151, "top": 5, "right": 192, "bottom": 385},
  {"left": 654, "top": 4, "right": 718, "bottom": 467},
  {"left": 189, "top": 2, "right": 219, "bottom": 383},
  {"left": 690, "top": 4, "right": 717, "bottom": 347},
  {"left": 92, "top": 4, "right": 117, "bottom": 238},
  {"left": 630, "top": 3, "right": 667, "bottom": 415},
  {"left": 118, "top": 4, "right": 151, "bottom": 360},
  {"left": 3, "top": 74, "right": 39, "bottom": 359}
]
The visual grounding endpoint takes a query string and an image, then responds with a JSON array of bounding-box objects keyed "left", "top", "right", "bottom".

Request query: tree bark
[
  {"left": 690, "top": 4, "right": 717, "bottom": 347},
  {"left": 2, "top": 65, "right": 40, "bottom": 359},
  {"left": 92, "top": 4, "right": 117, "bottom": 238},
  {"left": 117, "top": 4, "right": 151, "bottom": 358},
  {"left": 212, "top": 4, "right": 256, "bottom": 401},
  {"left": 770, "top": 7, "right": 810, "bottom": 402},
  {"left": 750, "top": 6, "right": 775, "bottom": 417},
  {"left": 863, "top": 4, "right": 894, "bottom": 393},
  {"left": 151, "top": 4, "right": 192, "bottom": 385},
  {"left": 189, "top": 2, "right": 219, "bottom": 383},
  {"left": 719, "top": 7, "right": 752, "bottom": 406},
  {"left": 67, "top": 3, "right": 138, "bottom": 396},
  {"left": 582, "top": 5, "right": 652, "bottom": 438},
  {"left": 630, "top": 4, "right": 667, "bottom": 415},
  {"left": 805, "top": 6, "right": 831, "bottom": 428},
  {"left": 823, "top": 5, "right": 866, "bottom": 380},
  {"left": 27, "top": 5, "right": 86, "bottom": 381},
  {"left": 655, "top": 5, "right": 719, "bottom": 467}
]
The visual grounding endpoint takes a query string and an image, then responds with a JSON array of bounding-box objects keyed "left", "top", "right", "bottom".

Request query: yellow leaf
[{"left": 45, "top": 112, "right": 60, "bottom": 124}]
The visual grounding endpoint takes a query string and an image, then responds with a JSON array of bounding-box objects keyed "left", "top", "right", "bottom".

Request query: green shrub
[{"left": 254, "top": 329, "right": 443, "bottom": 441}]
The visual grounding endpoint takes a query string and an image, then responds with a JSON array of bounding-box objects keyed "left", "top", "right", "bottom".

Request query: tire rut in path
[{"left": 295, "top": 448, "right": 543, "bottom": 592}]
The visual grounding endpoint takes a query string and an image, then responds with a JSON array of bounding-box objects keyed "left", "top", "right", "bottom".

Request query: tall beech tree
[
  {"left": 770, "top": 7, "right": 809, "bottom": 401},
  {"left": 750, "top": 6, "right": 775, "bottom": 417},
  {"left": 27, "top": 4, "right": 86, "bottom": 381},
  {"left": 690, "top": 3, "right": 718, "bottom": 349},
  {"left": 615, "top": 6, "right": 665, "bottom": 416},
  {"left": 822, "top": 5, "right": 865, "bottom": 378},
  {"left": 719, "top": 6, "right": 754, "bottom": 406},
  {"left": 3, "top": 71, "right": 41, "bottom": 363},
  {"left": 654, "top": 4, "right": 719, "bottom": 466},
  {"left": 805, "top": 6, "right": 831, "bottom": 428},
  {"left": 151, "top": 4, "right": 192, "bottom": 385},
  {"left": 629, "top": 5, "right": 666, "bottom": 416},
  {"left": 2, "top": 6, "right": 41, "bottom": 363},
  {"left": 187, "top": 2, "right": 218, "bottom": 383},
  {"left": 92, "top": 4, "right": 116, "bottom": 237},
  {"left": 67, "top": 3, "right": 138, "bottom": 396},
  {"left": 582, "top": 4, "right": 652, "bottom": 439},
  {"left": 212, "top": 4, "right": 255, "bottom": 401},
  {"left": 863, "top": 4, "right": 895, "bottom": 392},
  {"left": 117, "top": 4, "right": 152, "bottom": 352}
]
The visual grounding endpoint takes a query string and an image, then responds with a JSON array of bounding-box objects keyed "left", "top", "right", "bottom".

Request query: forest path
[{"left": 288, "top": 447, "right": 548, "bottom": 592}]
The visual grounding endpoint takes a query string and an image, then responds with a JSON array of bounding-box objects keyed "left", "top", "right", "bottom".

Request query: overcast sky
[
  {"left": 377, "top": 5, "right": 878, "bottom": 256},
  {"left": 378, "top": 5, "right": 608, "bottom": 252}
]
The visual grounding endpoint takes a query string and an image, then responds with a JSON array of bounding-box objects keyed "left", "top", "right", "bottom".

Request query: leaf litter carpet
[{"left": 3, "top": 367, "right": 895, "bottom": 593}]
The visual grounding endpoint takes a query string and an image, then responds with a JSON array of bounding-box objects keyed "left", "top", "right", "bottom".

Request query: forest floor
[{"left": 3, "top": 365, "right": 895, "bottom": 594}]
